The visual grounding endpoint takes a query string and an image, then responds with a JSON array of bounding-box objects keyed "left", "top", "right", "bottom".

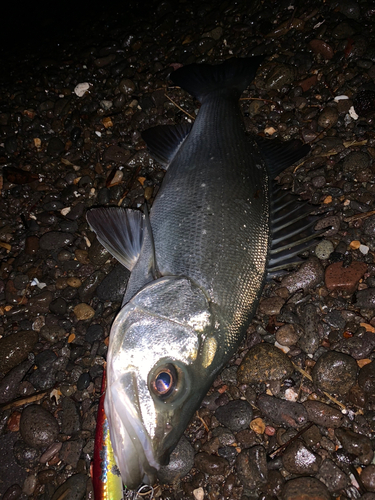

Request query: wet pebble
[
  {"left": 2, "top": 484, "right": 22, "bottom": 500},
  {"left": 0, "top": 331, "right": 38, "bottom": 374},
  {"left": 315, "top": 240, "right": 334, "bottom": 260},
  {"left": 282, "top": 440, "right": 321, "bottom": 474},
  {"left": 263, "top": 64, "right": 297, "bottom": 90},
  {"left": 13, "top": 440, "right": 41, "bottom": 468},
  {"left": 215, "top": 400, "right": 253, "bottom": 432},
  {"left": 258, "top": 296, "right": 285, "bottom": 315},
  {"left": 61, "top": 397, "right": 80, "bottom": 435},
  {"left": 24, "top": 236, "right": 39, "bottom": 255},
  {"left": 51, "top": 474, "right": 87, "bottom": 500},
  {"left": 237, "top": 343, "right": 293, "bottom": 384},
  {"left": 158, "top": 436, "right": 194, "bottom": 483},
  {"left": 312, "top": 351, "right": 357, "bottom": 395},
  {"left": 39, "top": 231, "right": 74, "bottom": 250},
  {"left": 318, "top": 105, "right": 338, "bottom": 129},
  {"left": 343, "top": 151, "right": 371, "bottom": 174},
  {"left": 257, "top": 394, "right": 308, "bottom": 428},
  {"left": 358, "top": 361, "right": 375, "bottom": 393},
  {"left": 275, "top": 324, "right": 299, "bottom": 347},
  {"left": 73, "top": 303, "right": 95, "bottom": 321},
  {"left": 20, "top": 405, "right": 59, "bottom": 448},
  {"left": 0, "top": 360, "right": 33, "bottom": 404},
  {"left": 49, "top": 297, "right": 67, "bottom": 315},
  {"left": 361, "top": 465, "right": 375, "bottom": 492},
  {"left": 77, "top": 373, "right": 90, "bottom": 391},
  {"left": 78, "top": 270, "right": 105, "bottom": 302},
  {"left": 355, "top": 288, "right": 375, "bottom": 309},
  {"left": 335, "top": 428, "right": 374, "bottom": 465},
  {"left": 27, "top": 291, "right": 53, "bottom": 314},
  {"left": 60, "top": 440, "right": 83, "bottom": 468},
  {"left": 280, "top": 258, "right": 324, "bottom": 294},
  {"left": 325, "top": 261, "right": 367, "bottom": 293},
  {"left": 303, "top": 400, "right": 343, "bottom": 428},
  {"left": 282, "top": 476, "right": 331, "bottom": 500},
  {"left": 317, "top": 458, "right": 349, "bottom": 493},
  {"left": 298, "top": 303, "right": 320, "bottom": 355},
  {"left": 39, "top": 442, "right": 62, "bottom": 464},
  {"left": 235, "top": 445, "right": 267, "bottom": 490},
  {"left": 96, "top": 264, "right": 130, "bottom": 302},
  {"left": 194, "top": 452, "right": 229, "bottom": 476}
]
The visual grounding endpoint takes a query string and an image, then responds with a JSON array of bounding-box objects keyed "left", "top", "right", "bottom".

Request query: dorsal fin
[
  {"left": 255, "top": 136, "right": 311, "bottom": 178},
  {"left": 86, "top": 207, "right": 144, "bottom": 271},
  {"left": 141, "top": 123, "right": 192, "bottom": 167}
]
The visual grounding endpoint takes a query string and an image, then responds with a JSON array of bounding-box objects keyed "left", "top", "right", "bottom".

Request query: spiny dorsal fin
[
  {"left": 255, "top": 136, "right": 311, "bottom": 179},
  {"left": 142, "top": 122, "right": 192, "bottom": 167},
  {"left": 86, "top": 207, "right": 144, "bottom": 271}
]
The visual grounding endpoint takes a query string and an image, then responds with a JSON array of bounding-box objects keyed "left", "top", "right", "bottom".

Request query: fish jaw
[{"left": 104, "top": 276, "right": 217, "bottom": 489}]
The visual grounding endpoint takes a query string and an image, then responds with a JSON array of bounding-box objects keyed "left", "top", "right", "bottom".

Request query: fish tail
[{"left": 170, "top": 56, "right": 265, "bottom": 102}]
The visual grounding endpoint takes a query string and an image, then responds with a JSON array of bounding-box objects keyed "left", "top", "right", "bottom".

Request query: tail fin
[{"left": 170, "top": 56, "right": 265, "bottom": 102}]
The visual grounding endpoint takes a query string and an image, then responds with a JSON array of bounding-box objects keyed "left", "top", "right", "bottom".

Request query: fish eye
[{"left": 151, "top": 364, "right": 177, "bottom": 398}]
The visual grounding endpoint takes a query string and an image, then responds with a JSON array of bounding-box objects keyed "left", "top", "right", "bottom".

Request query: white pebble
[
  {"left": 74, "top": 82, "right": 90, "bottom": 97},
  {"left": 193, "top": 487, "right": 205, "bottom": 500},
  {"left": 359, "top": 244, "right": 369, "bottom": 255}
]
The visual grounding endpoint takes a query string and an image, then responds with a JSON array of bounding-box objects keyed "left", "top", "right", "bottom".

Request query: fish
[{"left": 87, "top": 56, "right": 321, "bottom": 490}]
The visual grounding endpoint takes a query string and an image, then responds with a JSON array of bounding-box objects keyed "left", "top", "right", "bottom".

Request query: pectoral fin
[{"left": 86, "top": 207, "right": 144, "bottom": 271}]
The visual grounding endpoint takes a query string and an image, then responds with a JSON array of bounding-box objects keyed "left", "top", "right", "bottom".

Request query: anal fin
[{"left": 267, "top": 183, "right": 327, "bottom": 277}]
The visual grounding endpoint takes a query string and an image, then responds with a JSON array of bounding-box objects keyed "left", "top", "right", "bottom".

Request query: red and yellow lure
[{"left": 92, "top": 368, "right": 124, "bottom": 500}]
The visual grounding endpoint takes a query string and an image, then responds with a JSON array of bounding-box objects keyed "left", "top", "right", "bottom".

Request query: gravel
[{"left": 1, "top": 0, "right": 375, "bottom": 498}]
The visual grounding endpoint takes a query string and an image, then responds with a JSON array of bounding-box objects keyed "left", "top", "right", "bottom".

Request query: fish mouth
[{"left": 104, "top": 373, "right": 159, "bottom": 490}]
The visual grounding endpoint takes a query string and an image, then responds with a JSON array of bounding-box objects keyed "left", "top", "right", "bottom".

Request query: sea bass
[{"left": 87, "top": 57, "right": 317, "bottom": 490}]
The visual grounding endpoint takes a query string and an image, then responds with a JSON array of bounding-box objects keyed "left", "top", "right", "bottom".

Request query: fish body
[{"left": 87, "top": 57, "right": 313, "bottom": 490}]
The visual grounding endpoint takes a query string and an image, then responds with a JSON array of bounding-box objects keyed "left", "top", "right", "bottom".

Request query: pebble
[
  {"left": 363, "top": 215, "right": 375, "bottom": 236},
  {"left": 215, "top": 400, "right": 253, "bottom": 432},
  {"left": 235, "top": 445, "right": 268, "bottom": 490},
  {"left": 158, "top": 436, "right": 194, "bottom": 483},
  {"left": 263, "top": 63, "right": 297, "bottom": 90},
  {"left": 51, "top": 474, "right": 87, "bottom": 500},
  {"left": 237, "top": 343, "right": 294, "bottom": 384},
  {"left": 19, "top": 405, "right": 59, "bottom": 449},
  {"left": 355, "top": 288, "right": 375, "bottom": 309},
  {"left": 318, "top": 105, "right": 338, "bottom": 128},
  {"left": 24, "top": 236, "right": 39, "bottom": 255},
  {"left": 96, "top": 264, "right": 130, "bottom": 302},
  {"left": 358, "top": 361, "right": 375, "bottom": 393},
  {"left": 325, "top": 261, "right": 367, "bottom": 293},
  {"left": 258, "top": 296, "right": 285, "bottom": 315},
  {"left": 73, "top": 303, "right": 95, "bottom": 321},
  {"left": 13, "top": 440, "right": 41, "bottom": 468},
  {"left": 60, "top": 440, "right": 83, "bottom": 468},
  {"left": 282, "top": 440, "right": 321, "bottom": 474},
  {"left": 257, "top": 394, "right": 308, "bottom": 428},
  {"left": 39, "top": 442, "right": 62, "bottom": 464},
  {"left": 361, "top": 465, "right": 375, "bottom": 492},
  {"left": 2, "top": 484, "right": 22, "bottom": 500},
  {"left": 194, "top": 452, "right": 229, "bottom": 476},
  {"left": 39, "top": 231, "right": 74, "bottom": 250},
  {"left": 78, "top": 270, "right": 105, "bottom": 302},
  {"left": 27, "top": 291, "right": 53, "bottom": 314},
  {"left": 298, "top": 303, "right": 320, "bottom": 355},
  {"left": 335, "top": 428, "right": 374, "bottom": 465},
  {"left": 282, "top": 476, "right": 331, "bottom": 500},
  {"left": 280, "top": 258, "right": 324, "bottom": 294},
  {"left": 0, "top": 360, "right": 33, "bottom": 404},
  {"left": 315, "top": 240, "right": 334, "bottom": 260},
  {"left": 275, "top": 324, "right": 299, "bottom": 346},
  {"left": 0, "top": 331, "right": 38, "bottom": 374},
  {"left": 343, "top": 151, "right": 371, "bottom": 174},
  {"left": 303, "top": 400, "right": 343, "bottom": 428},
  {"left": 312, "top": 351, "right": 358, "bottom": 395},
  {"left": 317, "top": 458, "right": 349, "bottom": 493},
  {"left": 309, "top": 39, "right": 334, "bottom": 59}
]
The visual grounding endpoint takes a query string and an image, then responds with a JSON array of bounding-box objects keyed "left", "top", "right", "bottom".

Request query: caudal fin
[{"left": 170, "top": 56, "right": 265, "bottom": 102}]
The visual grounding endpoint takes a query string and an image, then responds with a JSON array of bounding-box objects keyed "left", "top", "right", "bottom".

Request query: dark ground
[{"left": 1, "top": 0, "right": 375, "bottom": 499}]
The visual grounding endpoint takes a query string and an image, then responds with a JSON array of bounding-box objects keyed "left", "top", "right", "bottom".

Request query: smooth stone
[
  {"left": 215, "top": 400, "right": 253, "bottom": 432},
  {"left": 73, "top": 303, "right": 95, "bottom": 321},
  {"left": 158, "top": 436, "right": 194, "bottom": 483},
  {"left": 303, "top": 401, "right": 343, "bottom": 428},
  {"left": 51, "top": 474, "right": 87, "bottom": 500},
  {"left": 235, "top": 445, "right": 268, "bottom": 491},
  {"left": 27, "top": 291, "right": 53, "bottom": 314},
  {"left": 282, "top": 440, "right": 321, "bottom": 474},
  {"left": 312, "top": 351, "right": 358, "bottom": 395},
  {"left": 280, "top": 258, "right": 324, "bottom": 294},
  {"left": 358, "top": 361, "right": 375, "bottom": 393},
  {"left": 20, "top": 405, "right": 59, "bottom": 449},
  {"left": 317, "top": 458, "right": 350, "bottom": 493},
  {"left": 282, "top": 476, "right": 331, "bottom": 500},
  {"left": 0, "top": 331, "right": 38, "bottom": 374},
  {"left": 275, "top": 324, "right": 299, "bottom": 346},
  {"left": 325, "top": 261, "right": 367, "bottom": 293},
  {"left": 335, "top": 428, "right": 374, "bottom": 465},
  {"left": 237, "top": 343, "right": 293, "bottom": 384},
  {"left": 258, "top": 296, "right": 285, "bottom": 315},
  {"left": 361, "top": 465, "right": 375, "bottom": 492},
  {"left": 39, "top": 232, "right": 74, "bottom": 250},
  {"left": 194, "top": 452, "right": 229, "bottom": 476},
  {"left": 96, "top": 264, "right": 130, "bottom": 302},
  {"left": 257, "top": 394, "right": 308, "bottom": 428}
]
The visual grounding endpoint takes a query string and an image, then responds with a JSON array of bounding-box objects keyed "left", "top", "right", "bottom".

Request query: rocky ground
[{"left": 1, "top": 0, "right": 375, "bottom": 499}]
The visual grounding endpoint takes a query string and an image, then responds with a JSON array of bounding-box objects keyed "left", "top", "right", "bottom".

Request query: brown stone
[{"left": 325, "top": 261, "right": 367, "bottom": 293}]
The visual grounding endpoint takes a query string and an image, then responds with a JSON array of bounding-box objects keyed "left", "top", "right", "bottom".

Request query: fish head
[{"left": 104, "top": 276, "right": 219, "bottom": 489}]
